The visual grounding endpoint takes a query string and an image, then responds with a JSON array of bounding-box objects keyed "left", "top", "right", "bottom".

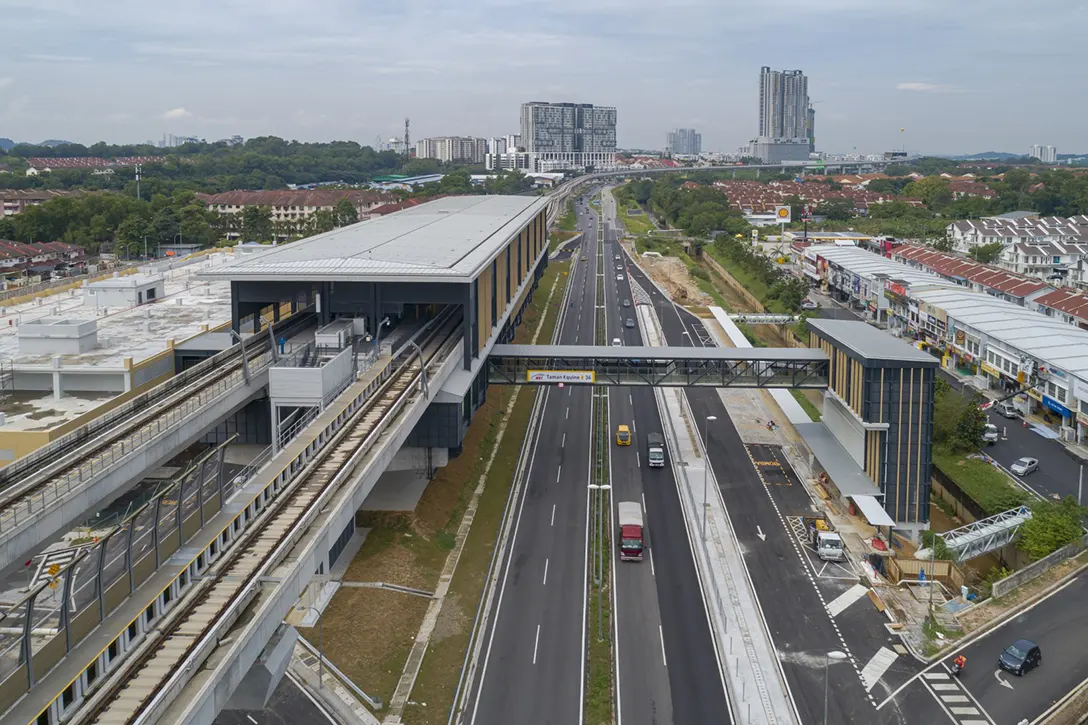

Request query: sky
[{"left": 0, "top": 0, "right": 1085, "bottom": 155}]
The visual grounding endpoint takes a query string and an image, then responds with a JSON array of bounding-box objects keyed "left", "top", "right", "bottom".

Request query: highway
[
  {"left": 609, "top": 192, "right": 937, "bottom": 725},
  {"left": 602, "top": 194, "right": 730, "bottom": 724},
  {"left": 467, "top": 195, "right": 598, "bottom": 724}
]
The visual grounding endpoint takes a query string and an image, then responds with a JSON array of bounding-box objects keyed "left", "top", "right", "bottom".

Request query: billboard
[
  {"left": 526, "top": 370, "right": 596, "bottom": 384},
  {"left": 774, "top": 205, "right": 792, "bottom": 224}
]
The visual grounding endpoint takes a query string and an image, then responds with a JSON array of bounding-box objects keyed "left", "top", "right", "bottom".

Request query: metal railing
[
  {"left": 0, "top": 442, "right": 230, "bottom": 690},
  {"left": 0, "top": 349, "right": 274, "bottom": 535}
]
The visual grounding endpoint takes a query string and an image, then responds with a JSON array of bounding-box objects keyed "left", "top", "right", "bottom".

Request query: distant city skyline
[{"left": 0, "top": 1, "right": 1085, "bottom": 154}]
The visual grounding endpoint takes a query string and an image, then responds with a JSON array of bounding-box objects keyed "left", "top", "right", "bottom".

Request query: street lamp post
[
  {"left": 824, "top": 650, "right": 847, "bottom": 725},
  {"left": 702, "top": 415, "right": 717, "bottom": 539}
]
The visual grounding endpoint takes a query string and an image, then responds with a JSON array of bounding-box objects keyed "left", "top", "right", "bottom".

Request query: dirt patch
[
  {"left": 342, "top": 527, "right": 444, "bottom": 590},
  {"left": 304, "top": 587, "right": 430, "bottom": 710},
  {"left": 637, "top": 255, "right": 712, "bottom": 305},
  {"left": 431, "top": 592, "right": 469, "bottom": 643}
]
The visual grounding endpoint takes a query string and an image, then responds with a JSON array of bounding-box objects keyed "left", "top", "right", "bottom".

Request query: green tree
[
  {"left": 969, "top": 242, "right": 1004, "bottom": 264},
  {"left": 933, "top": 378, "right": 988, "bottom": 452},
  {"left": 1016, "top": 497, "right": 1085, "bottom": 560},
  {"left": 816, "top": 198, "right": 855, "bottom": 221},
  {"left": 904, "top": 176, "right": 953, "bottom": 210},
  {"left": 334, "top": 199, "right": 359, "bottom": 227},
  {"left": 241, "top": 205, "right": 273, "bottom": 241}
]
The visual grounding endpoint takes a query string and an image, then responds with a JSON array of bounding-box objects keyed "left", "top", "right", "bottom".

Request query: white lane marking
[
  {"left": 543, "top": 558, "right": 549, "bottom": 586},
  {"left": 533, "top": 624, "right": 541, "bottom": 664},
  {"left": 636, "top": 452, "right": 640, "bottom": 468},
  {"left": 648, "top": 546, "right": 655, "bottom": 576},
  {"left": 877, "top": 575, "right": 1078, "bottom": 710},
  {"left": 931, "top": 683, "right": 960, "bottom": 691},
  {"left": 557, "top": 466, "right": 562, "bottom": 483},
  {"left": 566, "top": 407, "right": 570, "bottom": 420},
  {"left": 826, "top": 583, "right": 870, "bottom": 618},
  {"left": 923, "top": 672, "right": 950, "bottom": 680},
  {"left": 562, "top": 433, "right": 567, "bottom": 447},
  {"left": 859, "top": 647, "right": 898, "bottom": 692},
  {"left": 659, "top": 625, "right": 667, "bottom": 667},
  {"left": 247, "top": 717, "right": 258, "bottom": 725},
  {"left": 641, "top": 492, "right": 646, "bottom": 510},
  {"left": 551, "top": 504, "right": 556, "bottom": 527},
  {"left": 940, "top": 695, "right": 969, "bottom": 703},
  {"left": 285, "top": 671, "right": 338, "bottom": 724},
  {"left": 951, "top": 707, "right": 981, "bottom": 715},
  {"left": 629, "top": 393, "right": 633, "bottom": 405}
]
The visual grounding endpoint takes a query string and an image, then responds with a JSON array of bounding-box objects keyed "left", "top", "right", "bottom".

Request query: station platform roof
[{"left": 201, "top": 195, "right": 550, "bottom": 285}]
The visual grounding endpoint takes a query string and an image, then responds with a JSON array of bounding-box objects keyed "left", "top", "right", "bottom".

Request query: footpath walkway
[{"left": 637, "top": 301, "right": 798, "bottom": 725}]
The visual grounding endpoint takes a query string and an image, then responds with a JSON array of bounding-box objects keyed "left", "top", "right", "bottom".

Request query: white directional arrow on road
[
  {"left": 994, "top": 670, "right": 1014, "bottom": 690},
  {"left": 756, "top": 526, "right": 766, "bottom": 541}
]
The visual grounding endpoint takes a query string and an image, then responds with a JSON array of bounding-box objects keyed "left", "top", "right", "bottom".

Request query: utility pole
[
  {"left": 135, "top": 164, "right": 142, "bottom": 202},
  {"left": 403, "top": 118, "right": 411, "bottom": 161}
]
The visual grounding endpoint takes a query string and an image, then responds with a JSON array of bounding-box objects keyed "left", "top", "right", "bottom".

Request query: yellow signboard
[
  {"left": 526, "top": 370, "right": 596, "bottom": 384},
  {"left": 1027, "top": 388, "right": 1043, "bottom": 402},
  {"left": 980, "top": 361, "right": 999, "bottom": 377}
]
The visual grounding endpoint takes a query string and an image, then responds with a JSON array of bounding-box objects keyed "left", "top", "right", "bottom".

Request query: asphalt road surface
[
  {"left": 603, "top": 191, "right": 729, "bottom": 725},
  {"left": 212, "top": 672, "right": 337, "bottom": 725},
  {"left": 878, "top": 571, "right": 1088, "bottom": 725},
  {"left": 467, "top": 195, "right": 597, "bottom": 725},
  {"left": 615, "top": 205, "right": 939, "bottom": 725}
]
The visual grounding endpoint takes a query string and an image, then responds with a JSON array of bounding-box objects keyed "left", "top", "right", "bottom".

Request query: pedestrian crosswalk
[{"left": 921, "top": 671, "right": 992, "bottom": 724}]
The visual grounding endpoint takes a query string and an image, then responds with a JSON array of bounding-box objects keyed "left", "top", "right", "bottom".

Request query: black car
[{"left": 999, "top": 639, "right": 1041, "bottom": 676}]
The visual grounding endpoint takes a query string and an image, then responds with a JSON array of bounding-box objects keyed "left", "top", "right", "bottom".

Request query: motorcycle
[{"left": 950, "top": 660, "right": 965, "bottom": 677}]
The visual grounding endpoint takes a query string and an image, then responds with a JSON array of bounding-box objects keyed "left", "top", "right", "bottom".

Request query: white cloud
[
  {"left": 896, "top": 82, "right": 952, "bottom": 92},
  {"left": 162, "top": 107, "right": 193, "bottom": 120},
  {"left": 0, "top": 77, "right": 11, "bottom": 89}
]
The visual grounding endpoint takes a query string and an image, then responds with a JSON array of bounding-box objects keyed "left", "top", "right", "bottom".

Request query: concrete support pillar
[
  {"left": 231, "top": 282, "right": 242, "bottom": 333},
  {"left": 223, "top": 625, "right": 298, "bottom": 712},
  {"left": 51, "top": 355, "right": 62, "bottom": 402}
]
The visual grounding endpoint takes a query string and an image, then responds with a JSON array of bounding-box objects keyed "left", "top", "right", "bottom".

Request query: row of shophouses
[{"left": 795, "top": 240, "right": 1088, "bottom": 443}]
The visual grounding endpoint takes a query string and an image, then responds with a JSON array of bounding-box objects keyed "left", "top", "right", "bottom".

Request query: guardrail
[{"left": 0, "top": 349, "right": 274, "bottom": 535}]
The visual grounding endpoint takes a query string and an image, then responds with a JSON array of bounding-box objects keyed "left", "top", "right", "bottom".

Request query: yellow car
[{"left": 616, "top": 424, "right": 631, "bottom": 446}]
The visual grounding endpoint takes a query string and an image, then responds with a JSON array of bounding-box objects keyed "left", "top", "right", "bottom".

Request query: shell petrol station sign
[{"left": 774, "top": 205, "right": 792, "bottom": 224}]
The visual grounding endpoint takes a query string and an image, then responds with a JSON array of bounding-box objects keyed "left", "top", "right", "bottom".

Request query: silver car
[{"left": 1010, "top": 457, "right": 1038, "bottom": 476}]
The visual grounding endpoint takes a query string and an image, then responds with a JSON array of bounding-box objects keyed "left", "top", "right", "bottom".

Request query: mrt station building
[
  {"left": 806, "top": 318, "right": 938, "bottom": 532},
  {"left": 202, "top": 195, "right": 552, "bottom": 461}
]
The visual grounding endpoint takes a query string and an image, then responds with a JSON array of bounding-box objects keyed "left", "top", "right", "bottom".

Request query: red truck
[{"left": 618, "top": 502, "right": 645, "bottom": 561}]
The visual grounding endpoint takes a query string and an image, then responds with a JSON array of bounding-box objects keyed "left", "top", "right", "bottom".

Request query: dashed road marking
[{"left": 742, "top": 444, "right": 878, "bottom": 708}]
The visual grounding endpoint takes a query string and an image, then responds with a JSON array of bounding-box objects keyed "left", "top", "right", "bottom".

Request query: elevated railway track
[{"left": 59, "top": 311, "right": 463, "bottom": 725}]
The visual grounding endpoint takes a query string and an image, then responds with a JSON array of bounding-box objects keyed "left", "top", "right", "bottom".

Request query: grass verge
[
  {"left": 790, "top": 389, "right": 822, "bottom": 421},
  {"left": 932, "top": 447, "right": 1028, "bottom": 516},
  {"left": 703, "top": 247, "right": 787, "bottom": 313},
  {"left": 558, "top": 201, "right": 577, "bottom": 231},
  {"left": 549, "top": 229, "right": 580, "bottom": 252},
  {"left": 398, "top": 260, "right": 571, "bottom": 725},
  {"left": 616, "top": 198, "right": 657, "bottom": 235}
]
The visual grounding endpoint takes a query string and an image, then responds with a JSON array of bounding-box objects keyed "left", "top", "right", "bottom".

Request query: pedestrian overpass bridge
[{"left": 487, "top": 344, "right": 830, "bottom": 388}]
